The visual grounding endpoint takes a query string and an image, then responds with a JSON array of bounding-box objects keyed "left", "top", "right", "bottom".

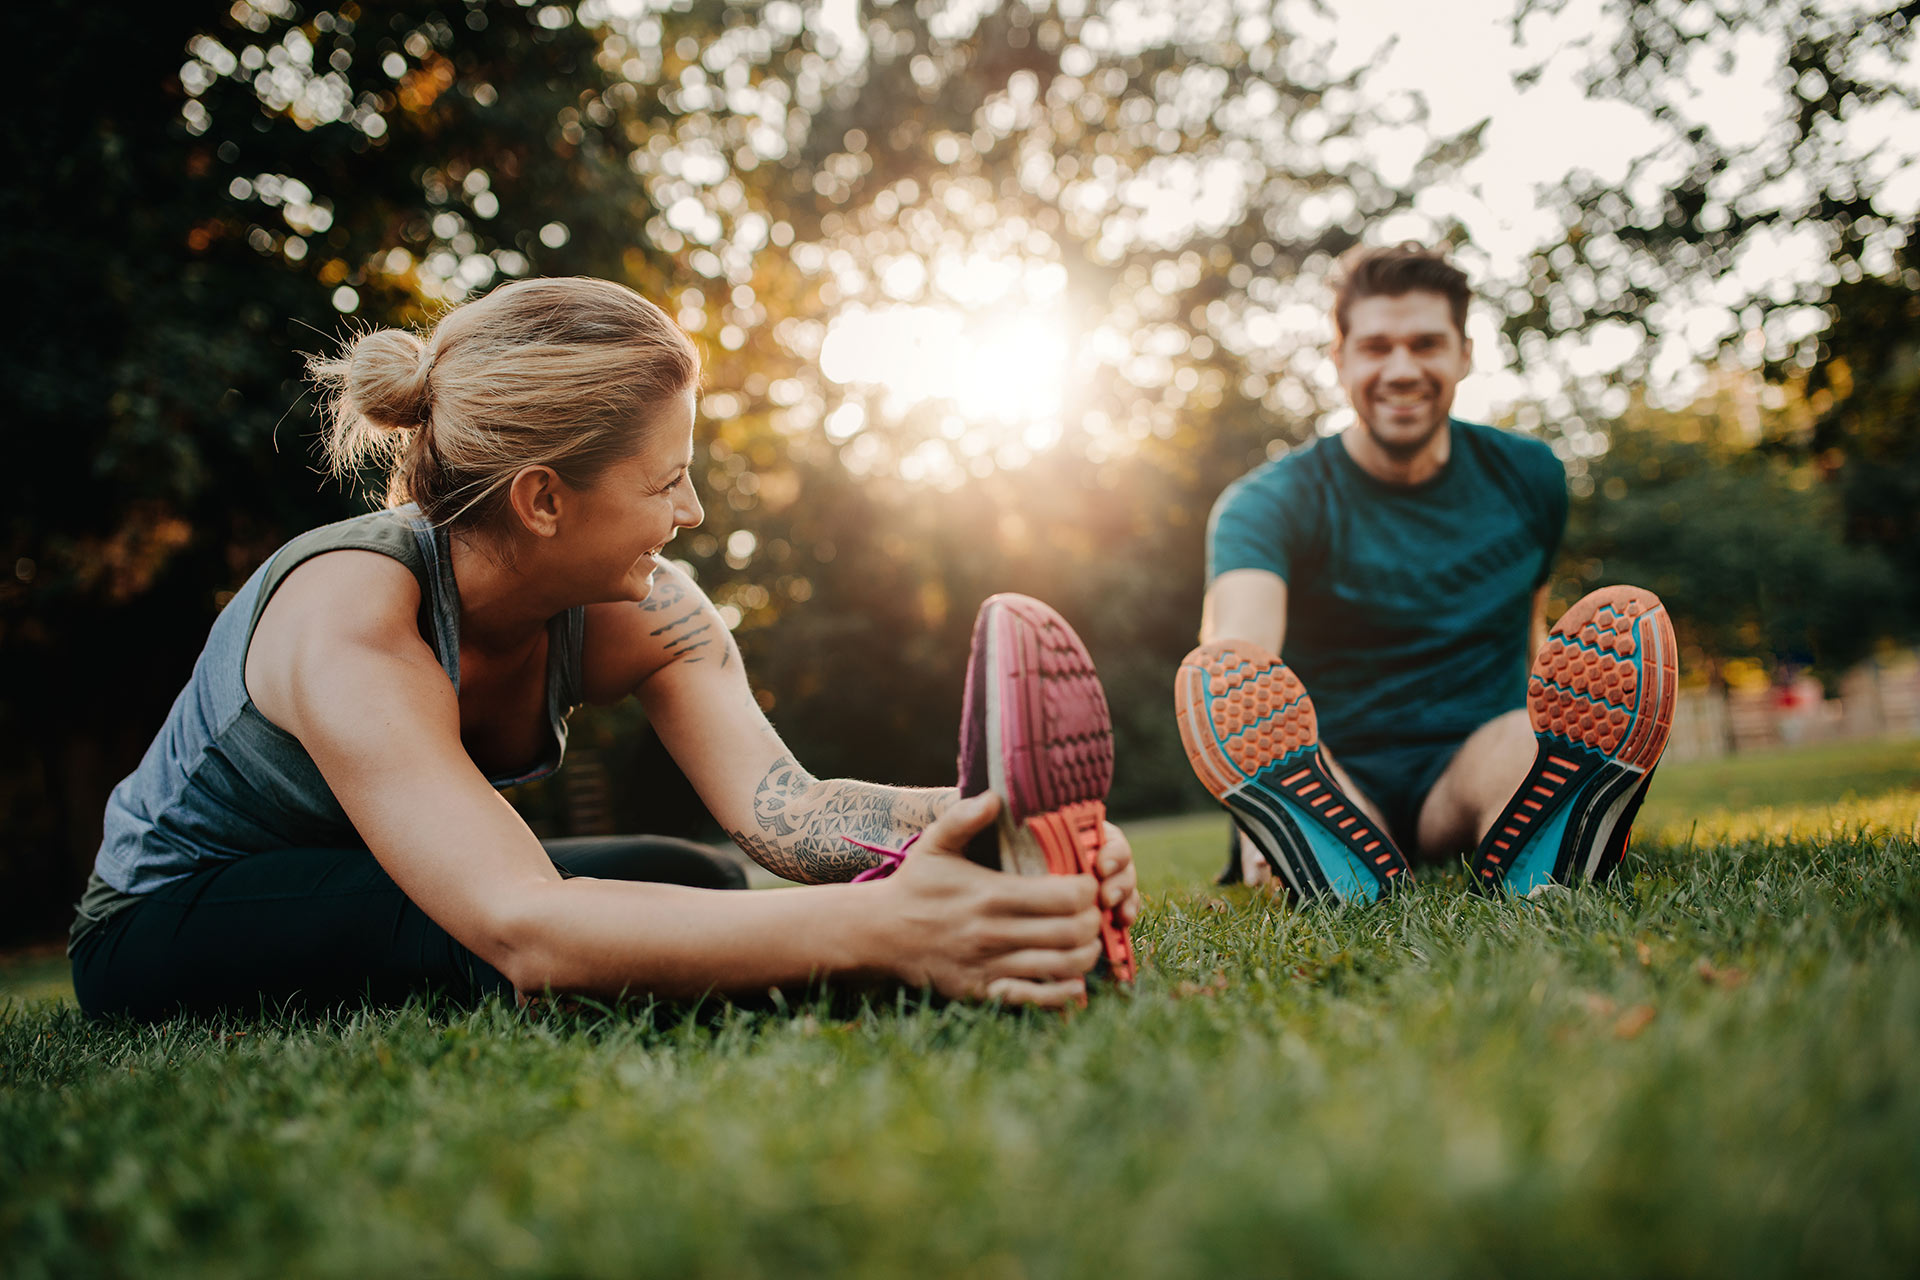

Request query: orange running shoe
[
  {"left": 958, "top": 594, "right": 1136, "bottom": 982},
  {"left": 1470, "top": 585, "right": 1678, "bottom": 893},
  {"left": 1175, "top": 640, "right": 1412, "bottom": 903}
]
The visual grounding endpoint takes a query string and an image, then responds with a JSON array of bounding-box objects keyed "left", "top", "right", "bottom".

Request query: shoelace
[{"left": 843, "top": 831, "right": 922, "bottom": 882}]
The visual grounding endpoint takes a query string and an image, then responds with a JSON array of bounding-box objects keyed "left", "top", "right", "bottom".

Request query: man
[{"left": 1175, "top": 243, "right": 1676, "bottom": 899}]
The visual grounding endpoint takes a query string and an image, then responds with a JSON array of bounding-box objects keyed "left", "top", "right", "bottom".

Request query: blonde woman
[{"left": 72, "top": 278, "right": 1138, "bottom": 1021}]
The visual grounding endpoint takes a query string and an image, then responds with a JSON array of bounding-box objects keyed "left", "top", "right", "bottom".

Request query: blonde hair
[{"left": 309, "top": 277, "right": 700, "bottom": 530}]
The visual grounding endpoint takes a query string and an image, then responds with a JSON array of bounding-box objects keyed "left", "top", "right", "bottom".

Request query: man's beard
[{"left": 1358, "top": 408, "right": 1447, "bottom": 460}]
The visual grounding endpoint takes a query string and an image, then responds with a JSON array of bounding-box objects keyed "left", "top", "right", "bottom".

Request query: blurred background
[{"left": 3, "top": 0, "right": 1916, "bottom": 943}]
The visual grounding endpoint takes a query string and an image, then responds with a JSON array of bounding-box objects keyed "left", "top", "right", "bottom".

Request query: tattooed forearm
[{"left": 725, "top": 753, "right": 959, "bottom": 883}]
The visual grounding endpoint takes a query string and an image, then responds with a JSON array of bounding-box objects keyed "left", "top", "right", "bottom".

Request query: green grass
[
  {"left": 1637, "top": 735, "right": 1920, "bottom": 826},
  {"left": 5, "top": 739, "right": 1919, "bottom": 1278}
]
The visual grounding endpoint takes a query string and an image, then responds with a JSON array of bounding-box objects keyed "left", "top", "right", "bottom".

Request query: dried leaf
[
  {"left": 1174, "top": 970, "right": 1230, "bottom": 999},
  {"left": 1695, "top": 958, "right": 1747, "bottom": 988},
  {"left": 1612, "top": 1004, "right": 1657, "bottom": 1039}
]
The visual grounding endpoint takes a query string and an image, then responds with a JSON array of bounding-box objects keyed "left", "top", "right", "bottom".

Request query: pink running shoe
[{"left": 958, "top": 594, "right": 1136, "bottom": 983}]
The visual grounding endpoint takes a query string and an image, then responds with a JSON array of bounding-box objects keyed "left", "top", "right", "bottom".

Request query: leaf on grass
[
  {"left": 1581, "top": 992, "right": 1618, "bottom": 1018},
  {"left": 1635, "top": 940, "right": 1653, "bottom": 966},
  {"left": 1174, "top": 970, "right": 1229, "bottom": 999},
  {"left": 1695, "top": 958, "right": 1747, "bottom": 988},
  {"left": 1612, "top": 1004, "right": 1656, "bottom": 1039}
]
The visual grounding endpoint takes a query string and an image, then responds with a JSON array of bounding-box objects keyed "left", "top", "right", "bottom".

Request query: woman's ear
[{"left": 506, "top": 465, "right": 565, "bottom": 538}]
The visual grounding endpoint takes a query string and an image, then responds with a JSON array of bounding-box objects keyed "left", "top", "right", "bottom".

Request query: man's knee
[{"left": 1419, "top": 709, "right": 1536, "bottom": 851}]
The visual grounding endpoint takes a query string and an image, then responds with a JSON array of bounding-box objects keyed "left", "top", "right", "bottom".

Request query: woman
[{"left": 71, "top": 277, "right": 1138, "bottom": 1020}]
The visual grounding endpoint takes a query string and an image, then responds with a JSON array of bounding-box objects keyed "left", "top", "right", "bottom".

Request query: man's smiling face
[{"left": 1332, "top": 291, "right": 1473, "bottom": 460}]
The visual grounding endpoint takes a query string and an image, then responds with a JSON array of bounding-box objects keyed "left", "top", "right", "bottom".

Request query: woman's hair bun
[{"left": 342, "top": 328, "right": 433, "bottom": 433}]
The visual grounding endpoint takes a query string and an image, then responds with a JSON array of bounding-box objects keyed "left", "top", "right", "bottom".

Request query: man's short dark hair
[{"left": 1330, "top": 242, "right": 1471, "bottom": 339}]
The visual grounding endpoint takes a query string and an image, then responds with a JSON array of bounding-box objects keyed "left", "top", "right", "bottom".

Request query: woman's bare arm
[
  {"left": 247, "top": 551, "right": 1099, "bottom": 1005},
  {"left": 581, "top": 562, "right": 956, "bottom": 883},
  {"left": 716, "top": 752, "right": 954, "bottom": 883}
]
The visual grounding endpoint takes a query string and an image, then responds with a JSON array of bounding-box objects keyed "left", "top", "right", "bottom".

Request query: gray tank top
[{"left": 74, "top": 507, "right": 585, "bottom": 940}]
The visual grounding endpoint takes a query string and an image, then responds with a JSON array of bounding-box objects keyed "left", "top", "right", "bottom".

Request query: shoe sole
[
  {"left": 1471, "top": 585, "right": 1678, "bottom": 893},
  {"left": 1175, "top": 640, "right": 1411, "bottom": 903},
  {"left": 974, "top": 595, "right": 1136, "bottom": 982}
]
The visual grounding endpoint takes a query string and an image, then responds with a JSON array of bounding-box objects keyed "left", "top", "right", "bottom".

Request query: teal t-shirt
[{"left": 1206, "top": 420, "right": 1568, "bottom": 758}]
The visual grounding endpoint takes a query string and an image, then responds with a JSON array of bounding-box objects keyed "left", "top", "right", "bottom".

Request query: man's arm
[
  {"left": 1200, "top": 568, "right": 1289, "bottom": 653},
  {"left": 1529, "top": 583, "right": 1551, "bottom": 662}
]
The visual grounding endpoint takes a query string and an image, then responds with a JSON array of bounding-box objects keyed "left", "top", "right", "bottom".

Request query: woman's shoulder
[
  {"left": 263, "top": 508, "right": 430, "bottom": 591},
  {"left": 248, "top": 510, "right": 433, "bottom": 633}
]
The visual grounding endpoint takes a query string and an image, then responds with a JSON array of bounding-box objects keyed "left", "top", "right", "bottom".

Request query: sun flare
[{"left": 818, "top": 301, "right": 1076, "bottom": 468}]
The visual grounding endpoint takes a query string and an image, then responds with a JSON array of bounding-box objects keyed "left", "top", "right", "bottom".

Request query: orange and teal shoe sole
[
  {"left": 1175, "top": 641, "right": 1412, "bottom": 903},
  {"left": 963, "top": 594, "right": 1135, "bottom": 982},
  {"left": 1471, "top": 585, "right": 1678, "bottom": 894}
]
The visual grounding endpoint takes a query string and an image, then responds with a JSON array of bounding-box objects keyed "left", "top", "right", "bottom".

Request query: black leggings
[{"left": 71, "top": 837, "right": 749, "bottom": 1022}]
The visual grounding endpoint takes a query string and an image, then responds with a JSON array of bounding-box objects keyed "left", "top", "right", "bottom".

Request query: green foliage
[
  {"left": 1556, "top": 388, "right": 1902, "bottom": 676},
  {"left": 6, "top": 778, "right": 1920, "bottom": 1277},
  {"left": 1505, "top": 0, "right": 1919, "bottom": 360},
  {"left": 0, "top": 0, "right": 689, "bottom": 934},
  {"left": 1503, "top": 0, "right": 1920, "bottom": 658},
  {"left": 1796, "top": 239, "right": 1920, "bottom": 636}
]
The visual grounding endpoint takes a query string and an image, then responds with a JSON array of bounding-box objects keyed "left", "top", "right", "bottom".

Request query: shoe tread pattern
[
  {"left": 1175, "top": 640, "right": 1410, "bottom": 900},
  {"left": 1475, "top": 585, "right": 1678, "bottom": 891},
  {"left": 1530, "top": 586, "right": 1676, "bottom": 766},
  {"left": 992, "top": 595, "right": 1115, "bottom": 822}
]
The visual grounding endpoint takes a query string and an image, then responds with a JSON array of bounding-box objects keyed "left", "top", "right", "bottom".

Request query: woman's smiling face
[{"left": 558, "top": 387, "right": 704, "bottom": 605}]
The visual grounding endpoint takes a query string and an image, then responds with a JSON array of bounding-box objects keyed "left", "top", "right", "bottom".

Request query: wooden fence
[{"left": 1667, "top": 653, "right": 1920, "bottom": 762}]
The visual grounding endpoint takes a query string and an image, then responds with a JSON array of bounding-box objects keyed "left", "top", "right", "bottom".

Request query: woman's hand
[
  {"left": 877, "top": 793, "right": 1102, "bottom": 1008},
  {"left": 1093, "top": 821, "right": 1142, "bottom": 930}
]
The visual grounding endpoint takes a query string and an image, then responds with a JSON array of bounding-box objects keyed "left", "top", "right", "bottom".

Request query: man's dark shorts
[{"left": 1336, "top": 737, "right": 1468, "bottom": 858}]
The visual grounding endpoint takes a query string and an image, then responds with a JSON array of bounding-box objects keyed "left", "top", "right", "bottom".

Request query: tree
[
  {"left": 1501, "top": 0, "right": 1919, "bottom": 668},
  {"left": 1, "top": 0, "right": 691, "bottom": 937},
  {"left": 578, "top": 0, "right": 1477, "bottom": 817},
  {"left": 1553, "top": 379, "right": 1902, "bottom": 682},
  {"left": 1502, "top": 0, "right": 1919, "bottom": 371}
]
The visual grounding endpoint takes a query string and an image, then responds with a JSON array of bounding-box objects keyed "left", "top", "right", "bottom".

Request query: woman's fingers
[
  {"left": 1092, "top": 820, "right": 1141, "bottom": 922},
  {"left": 979, "top": 907, "right": 1102, "bottom": 953},
  {"left": 1095, "top": 821, "right": 1132, "bottom": 878},
  {"left": 989, "top": 871, "right": 1097, "bottom": 915},
  {"left": 986, "top": 940, "right": 1104, "bottom": 983}
]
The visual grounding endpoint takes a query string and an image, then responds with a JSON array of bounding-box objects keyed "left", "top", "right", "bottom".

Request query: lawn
[{"left": 4, "top": 738, "right": 1918, "bottom": 1278}]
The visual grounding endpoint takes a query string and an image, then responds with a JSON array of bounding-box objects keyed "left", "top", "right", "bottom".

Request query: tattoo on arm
[
  {"left": 636, "top": 569, "right": 735, "bottom": 667},
  {"left": 724, "top": 753, "right": 959, "bottom": 883}
]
